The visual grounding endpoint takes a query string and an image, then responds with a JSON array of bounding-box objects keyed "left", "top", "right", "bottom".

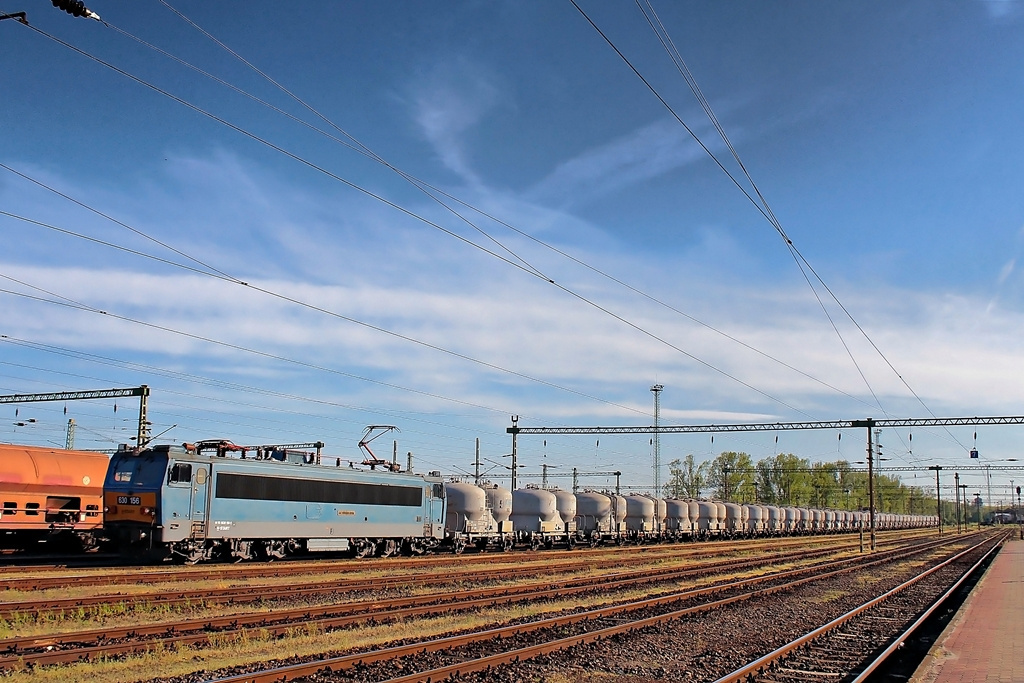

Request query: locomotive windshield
[{"left": 108, "top": 455, "right": 159, "bottom": 487}]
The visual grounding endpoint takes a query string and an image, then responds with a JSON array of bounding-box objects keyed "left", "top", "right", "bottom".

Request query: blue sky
[{"left": 2, "top": 1, "right": 1023, "bottom": 501}]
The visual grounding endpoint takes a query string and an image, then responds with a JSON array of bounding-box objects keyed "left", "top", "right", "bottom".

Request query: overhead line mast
[{"left": 651, "top": 384, "right": 663, "bottom": 496}]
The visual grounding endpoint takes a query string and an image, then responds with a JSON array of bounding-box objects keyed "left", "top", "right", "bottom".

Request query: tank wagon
[
  {"left": 574, "top": 491, "right": 627, "bottom": 545},
  {"left": 663, "top": 499, "right": 692, "bottom": 540},
  {"left": 551, "top": 490, "right": 578, "bottom": 546},
  {"left": 511, "top": 486, "right": 564, "bottom": 549},
  {"left": 0, "top": 444, "right": 108, "bottom": 550},
  {"left": 444, "top": 481, "right": 513, "bottom": 553},
  {"left": 744, "top": 504, "right": 765, "bottom": 535},
  {"left": 104, "top": 441, "right": 445, "bottom": 563},
  {"left": 624, "top": 495, "right": 657, "bottom": 542}
]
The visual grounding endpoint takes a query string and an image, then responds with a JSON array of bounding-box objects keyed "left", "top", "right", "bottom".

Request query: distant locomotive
[
  {"left": 104, "top": 440, "right": 446, "bottom": 563},
  {"left": 0, "top": 443, "right": 107, "bottom": 550}
]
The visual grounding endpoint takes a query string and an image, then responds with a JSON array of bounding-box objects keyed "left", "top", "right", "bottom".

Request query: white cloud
[
  {"left": 526, "top": 117, "right": 716, "bottom": 208},
  {"left": 982, "top": 0, "right": 1020, "bottom": 20},
  {"left": 5, "top": 149, "right": 1022, "bottom": 477},
  {"left": 408, "top": 59, "right": 502, "bottom": 187},
  {"left": 998, "top": 258, "right": 1015, "bottom": 284}
]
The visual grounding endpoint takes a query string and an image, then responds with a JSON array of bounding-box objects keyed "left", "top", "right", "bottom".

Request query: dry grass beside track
[
  {"left": 0, "top": 532, "right": 931, "bottom": 682},
  {"left": 0, "top": 548, "right": 794, "bottom": 640}
]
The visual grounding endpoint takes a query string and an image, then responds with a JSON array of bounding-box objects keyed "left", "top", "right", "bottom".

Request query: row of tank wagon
[{"left": 444, "top": 481, "right": 938, "bottom": 551}]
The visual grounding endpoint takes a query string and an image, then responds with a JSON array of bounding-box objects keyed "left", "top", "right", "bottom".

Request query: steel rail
[
  {"left": 1, "top": 534, "right": 901, "bottom": 618},
  {"left": 0, "top": 542, "right": 863, "bottom": 660},
  {"left": 1, "top": 529, "right": 929, "bottom": 593},
  {"left": 198, "top": 533, "right": 976, "bottom": 683},
  {"left": 0, "top": 536, "right": 784, "bottom": 591},
  {"left": 1, "top": 535, "right": 959, "bottom": 671},
  {"left": 711, "top": 533, "right": 1004, "bottom": 683},
  {"left": 848, "top": 535, "right": 1005, "bottom": 682}
]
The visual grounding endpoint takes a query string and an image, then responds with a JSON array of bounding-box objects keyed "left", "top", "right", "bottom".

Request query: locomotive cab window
[
  {"left": 113, "top": 464, "right": 135, "bottom": 482},
  {"left": 432, "top": 484, "right": 445, "bottom": 499},
  {"left": 168, "top": 462, "right": 193, "bottom": 484}
]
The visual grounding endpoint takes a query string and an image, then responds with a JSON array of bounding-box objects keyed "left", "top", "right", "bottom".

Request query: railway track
[
  {"left": 0, "top": 541, "right": 870, "bottom": 668},
  {"left": 0, "top": 531, "right": 978, "bottom": 679},
  {"left": 192, "top": 532, "right": 994, "bottom": 683},
  {"left": 0, "top": 534, "right": 923, "bottom": 619},
  {"left": 0, "top": 532, "right": 900, "bottom": 590},
  {"left": 713, "top": 532, "right": 1004, "bottom": 682}
]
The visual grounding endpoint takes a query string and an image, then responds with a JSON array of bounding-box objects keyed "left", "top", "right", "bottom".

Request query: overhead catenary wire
[
  {"left": 0, "top": 272, "right": 696, "bottom": 470},
  {"left": 3, "top": 18, "right": 812, "bottom": 418},
  {"left": 0, "top": 205, "right": 645, "bottom": 418},
  {"left": 572, "top": 0, "right": 965, "bottom": 459},
  {"left": 0, "top": 342, "right": 643, "bottom": 466},
  {"left": 2, "top": 9, "right": 958, "bottom": 458},
  {"left": 0, "top": 345, "right": 540, "bottom": 455},
  {"left": 100, "top": 4, "right": 875, "bottom": 411},
  {"left": 632, "top": 0, "right": 964, "bottom": 459}
]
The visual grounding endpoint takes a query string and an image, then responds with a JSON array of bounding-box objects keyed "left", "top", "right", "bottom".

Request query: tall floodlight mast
[{"left": 651, "top": 384, "right": 664, "bottom": 496}]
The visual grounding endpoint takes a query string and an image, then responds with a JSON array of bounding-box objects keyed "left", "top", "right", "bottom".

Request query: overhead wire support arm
[
  {"left": 507, "top": 415, "right": 1024, "bottom": 435},
  {"left": 0, "top": 385, "right": 151, "bottom": 446},
  {"left": 0, "top": 386, "right": 150, "bottom": 404}
]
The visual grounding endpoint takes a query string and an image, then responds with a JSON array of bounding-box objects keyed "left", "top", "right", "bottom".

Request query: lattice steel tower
[{"left": 651, "top": 384, "right": 664, "bottom": 495}]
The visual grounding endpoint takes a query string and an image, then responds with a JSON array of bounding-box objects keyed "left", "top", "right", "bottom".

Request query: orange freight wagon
[{"left": 0, "top": 443, "right": 109, "bottom": 550}]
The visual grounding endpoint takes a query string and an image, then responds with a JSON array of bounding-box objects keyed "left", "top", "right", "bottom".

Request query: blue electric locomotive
[{"left": 104, "top": 440, "right": 446, "bottom": 563}]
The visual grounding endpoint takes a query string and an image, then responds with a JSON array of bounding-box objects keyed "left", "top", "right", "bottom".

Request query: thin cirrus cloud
[
  {"left": 409, "top": 58, "right": 503, "bottom": 188},
  {"left": 525, "top": 116, "right": 718, "bottom": 209}
]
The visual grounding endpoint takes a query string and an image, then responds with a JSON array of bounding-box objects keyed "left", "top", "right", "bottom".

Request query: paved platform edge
[{"left": 909, "top": 533, "right": 1022, "bottom": 683}]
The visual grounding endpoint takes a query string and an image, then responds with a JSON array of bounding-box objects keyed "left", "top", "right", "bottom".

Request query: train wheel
[
  {"left": 501, "top": 535, "right": 514, "bottom": 552},
  {"left": 453, "top": 538, "right": 466, "bottom": 555},
  {"left": 379, "top": 539, "right": 398, "bottom": 558}
]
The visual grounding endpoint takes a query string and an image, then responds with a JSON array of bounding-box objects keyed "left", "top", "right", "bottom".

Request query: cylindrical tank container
[
  {"left": 783, "top": 507, "right": 799, "bottom": 533},
  {"left": 723, "top": 503, "right": 744, "bottom": 534},
  {"left": 824, "top": 510, "right": 836, "bottom": 531},
  {"left": 484, "top": 484, "right": 513, "bottom": 531},
  {"left": 811, "top": 509, "right": 824, "bottom": 531},
  {"left": 444, "top": 482, "right": 490, "bottom": 534},
  {"left": 654, "top": 498, "right": 667, "bottom": 534},
  {"left": 664, "top": 499, "right": 691, "bottom": 535},
  {"left": 575, "top": 491, "right": 613, "bottom": 534},
  {"left": 688, "top": 500, "right": 701, "bottom": 530},
  {"left": 766, "top": 506, "right": 782, "bottom": 533},
  {"left": 744, "top": 504, "right": 764, "bottom": 534},
  {"left": 625, "top": 495, "right": 656, "bottom": 534},
  {"left": 797, "top": 508, "right": 809, "bottom": 531},
  {"left": 550, "top": 490, "right": 577, "bottom": 534},
  {"left": 715, "top": 502, "right": 728, "bottom": 532},
  {"left": 696, "top": 501, "right": 720, "bottom": 534},
  {"left": 511, "top": 488, "right": 559, "bottom": 533},
  {"left": 611, "top": 494, "right": 628, "bottom": 531}
]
